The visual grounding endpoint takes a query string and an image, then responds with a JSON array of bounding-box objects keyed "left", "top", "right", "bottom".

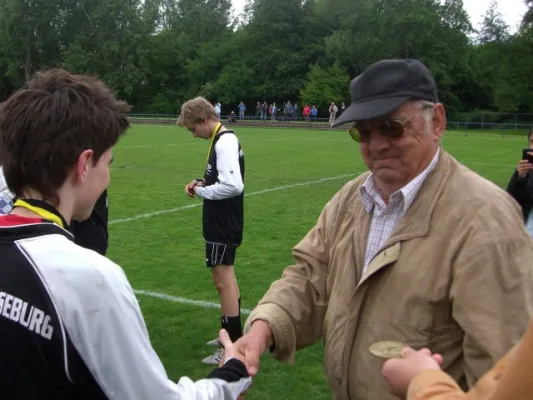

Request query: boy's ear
[{"left": 74, "top": 149, "right": 94, "bottom": 183}]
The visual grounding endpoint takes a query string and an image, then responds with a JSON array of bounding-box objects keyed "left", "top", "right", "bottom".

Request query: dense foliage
[{"left": 0, "top": 0, "right": 532, "bottom": 119}]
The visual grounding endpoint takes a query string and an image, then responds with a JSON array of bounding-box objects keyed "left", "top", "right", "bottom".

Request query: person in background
[
  {"left": 238, "top": 102, "right": 246, "bottom": 120},
  {"left": 0, "top": 165, "right": 14, "bottom": 215},
  {"left": 271, "top": 103, "right": 277, "bottom": 120},
  {"left": 179, "top": 97, "right": 245, "bottom": 365},
  {"left": 303, "top": 105, "right": 311, "bottom": 122},
  {"left": 70, "top": 189, "right": 109, "bottom": 255},
  {"left": 214, "top": 102, "right": 222, "bottom": 119},
  {"left": 261, "top": 101, "right": 268, "bottom": 121},
  {"left": 507, "top": 126, "right": 533, "bottom": 236},
  {"left": 310, "top": 105, "right": 317, "bottom": 121}
]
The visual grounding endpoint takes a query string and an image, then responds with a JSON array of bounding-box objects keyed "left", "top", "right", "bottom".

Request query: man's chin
[{"left": 374, "top": 169, "right": 402, "bottom": 185}]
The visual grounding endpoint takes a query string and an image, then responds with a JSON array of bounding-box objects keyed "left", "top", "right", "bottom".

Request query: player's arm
[
  {"left": 195, "top": 134, "right": 243, "bottom": 200},
  {"left": 59, "top": 254, "right": 251, "bottom": 400}
]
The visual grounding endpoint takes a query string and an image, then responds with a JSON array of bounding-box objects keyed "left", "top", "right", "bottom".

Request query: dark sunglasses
[{"left": 348, "top": 112, "right": 420, "bottom": 143}]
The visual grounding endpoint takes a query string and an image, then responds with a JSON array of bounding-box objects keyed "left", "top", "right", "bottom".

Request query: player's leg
[
  {"left": 212, "top": 264, "right": 240, "bottom": 328},
  {"left": 203, "top": 243, "right": 242, "bottom": 364}
]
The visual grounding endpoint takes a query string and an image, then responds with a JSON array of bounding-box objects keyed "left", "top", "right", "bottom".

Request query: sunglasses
[{"left": 348, "top": 111, "right": 421, "bottom": 143}]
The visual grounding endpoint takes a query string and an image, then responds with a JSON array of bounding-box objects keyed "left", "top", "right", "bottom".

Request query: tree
[
  {"left": 477, "top": 0, "right": 510, "bottom": 44},
  {"left": 299, "top": 65, "right": 349, "bottom": 113},
  {"left": 523, "top": 0, "right": 533, "bottom": 27}
]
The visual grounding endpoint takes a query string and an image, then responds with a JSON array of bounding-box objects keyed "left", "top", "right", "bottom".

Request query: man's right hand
[
  {"left": 517, "top": 158, "right": 533, "bottom": 178},
  {"left": 233, "top": 320, "right": 273, "bottom": 377}
]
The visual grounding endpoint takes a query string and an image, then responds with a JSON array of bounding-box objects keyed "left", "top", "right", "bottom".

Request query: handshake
[{"left": 216, "top": 320, "right": 273, "bottom": 398}]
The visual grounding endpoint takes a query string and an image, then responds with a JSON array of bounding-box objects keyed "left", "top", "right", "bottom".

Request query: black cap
[{"left": 332, "top": 59, "right": 438, "bottom": 127}]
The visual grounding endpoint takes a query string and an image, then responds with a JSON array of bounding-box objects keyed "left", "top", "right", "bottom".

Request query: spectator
[
  {"left": 261, "top": 101, "right": 268, "bottom": 120},
  {"left": 310, "top": 105, "right": 317, "bottom": 121},
  {"left": 507, "top": 126, "right": 533, "bottom": 237},
  {"left": 303, "top": 105, "right": 311, "bottom": 122},
  {"left": 0, "top": 166, "right": 14, "bottom": 215},
  {"left": 238, "top": 102, "right": 246, "bottom": 120}
]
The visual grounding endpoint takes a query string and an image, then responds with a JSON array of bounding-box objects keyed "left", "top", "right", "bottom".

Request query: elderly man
[{"left": 234, "top": 59, "right": 533, "bottom": 399}]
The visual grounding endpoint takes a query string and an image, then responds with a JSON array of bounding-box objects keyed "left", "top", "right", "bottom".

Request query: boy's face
[
  {"left": 73, "top": 148, "right": 113, "bottom": 221},
  {"left": 186, "top": 120, "right": 212, "bottom": 139}
]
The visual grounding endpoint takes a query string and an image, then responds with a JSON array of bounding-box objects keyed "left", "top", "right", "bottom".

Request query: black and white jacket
[
  {"left": 0, "top": 216, "right": 251, "bottom": 399},
  {"left": 195, "top": 130, "right": 245, "bottom": 247}
]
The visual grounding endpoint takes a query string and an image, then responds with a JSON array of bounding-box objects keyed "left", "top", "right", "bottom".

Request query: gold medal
[{"left": 368, "top": 341, "right": 405, "bottom": 359}]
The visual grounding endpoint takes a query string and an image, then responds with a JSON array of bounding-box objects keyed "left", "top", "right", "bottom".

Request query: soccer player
[
  {"left": 178, "top": 97, "right": 245, "bottom": 365},
  {"left": 0, "top": 69, "right": 250, "bottom": 399},
  {"left": 70, "top": 189, "right": 109, "bottom": 255}
]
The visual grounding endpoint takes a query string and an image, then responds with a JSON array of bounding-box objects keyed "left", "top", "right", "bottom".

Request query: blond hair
[{"left": 176, "top": 97, "right": 219, "bottom": 127}]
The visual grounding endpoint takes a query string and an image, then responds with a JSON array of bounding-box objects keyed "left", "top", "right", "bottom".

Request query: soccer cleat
[
  {"left": 202, "top": 348, "right": 224, "bottom": 365},
  {"left": 206, "top": 338, "right": 222, "bottom": 347}
]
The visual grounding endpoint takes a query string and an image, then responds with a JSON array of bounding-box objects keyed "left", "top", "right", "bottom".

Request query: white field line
[
  {"left": 109, "top": 173, "right": 356, "bottom": 225},
  {"left": 134, "top": 289, "right": 252, "bottom": 314},
  {"left": 120, "top": 137, "right": 300, "bottom": 149}
]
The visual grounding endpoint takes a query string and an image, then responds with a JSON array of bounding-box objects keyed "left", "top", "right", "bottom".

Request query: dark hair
[{"left": 0, "top": 69, "right": 131, "bottom": 203}]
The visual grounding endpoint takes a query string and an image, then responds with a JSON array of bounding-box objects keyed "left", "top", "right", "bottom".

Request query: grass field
[{"left": 107, "top": 125, "right": 527, "bottom": 399}]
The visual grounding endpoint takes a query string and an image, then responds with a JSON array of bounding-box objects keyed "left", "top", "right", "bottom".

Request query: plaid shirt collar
[{"left": 360, "top": 148, "right": 440, "bottom": 214}]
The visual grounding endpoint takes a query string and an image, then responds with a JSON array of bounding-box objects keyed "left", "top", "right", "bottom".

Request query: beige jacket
[{"left": 245, "top": 151, "right": 533, "bottom": 399}]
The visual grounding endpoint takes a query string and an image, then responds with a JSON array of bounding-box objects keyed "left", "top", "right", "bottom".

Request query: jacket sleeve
[
  {"left": 506, "top": 170, "right": 527, "bottom": 206},
  {"left": 47, "top": 250, "right": 251, "bottom": 400},
  {"left": 449, "top": 196, "right": 533, "bottom": 388},
  {"left": 487, "top": 319, "right": 533, "bottom": 400},
  {"left": 407, "top": 370, "right": 468, "bottom": 400},
  {"left": 243, "top": 189, "right": 344, "bottom": 363}
]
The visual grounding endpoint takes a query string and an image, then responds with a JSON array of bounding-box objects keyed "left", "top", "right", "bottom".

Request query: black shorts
[{"left": 205, "top": 242, "right": 237, "bottom": 267}]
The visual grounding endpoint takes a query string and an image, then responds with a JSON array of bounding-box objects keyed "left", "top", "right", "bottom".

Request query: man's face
[
  {"left": 73, "top": 148, "right": 113, "bottom": 221},
  {"left": 358, "top": 101, "right": 444, "bottom": 190}
]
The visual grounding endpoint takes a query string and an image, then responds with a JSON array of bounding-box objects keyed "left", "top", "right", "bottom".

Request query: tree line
[{"left": 0, "top": 0, "right": 532, "bottom": 121}]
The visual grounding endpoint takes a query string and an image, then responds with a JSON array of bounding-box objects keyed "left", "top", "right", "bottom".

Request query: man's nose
[{"left": 367, "top": 128, "right": 391, "bottom": 152}]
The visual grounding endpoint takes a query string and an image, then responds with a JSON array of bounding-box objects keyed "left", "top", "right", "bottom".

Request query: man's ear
[
  {"left": 74, "top": 149, "right": 94, "bottom": 183},
  {"left": 432, "top": 103, "right": 447, "bottom": 140}
]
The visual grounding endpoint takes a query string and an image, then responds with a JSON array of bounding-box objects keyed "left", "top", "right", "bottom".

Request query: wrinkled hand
[
  {"left": 232, "top": 320, "right": 272, "bottom": 377},
  {"left": 382, "top": 347, "right": 443, "bottom": 398},
  {"left": 517, "top": 158, "right": 533, "bottom": 178}
]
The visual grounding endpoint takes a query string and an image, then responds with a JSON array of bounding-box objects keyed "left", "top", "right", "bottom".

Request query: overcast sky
[{"left": 231, "top": 0, "right": 528, "bottom": 32}]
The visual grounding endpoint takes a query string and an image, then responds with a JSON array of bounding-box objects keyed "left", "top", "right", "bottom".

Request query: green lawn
[{"left": 106, "top": 125, "right": 526, "bottom": 399}]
